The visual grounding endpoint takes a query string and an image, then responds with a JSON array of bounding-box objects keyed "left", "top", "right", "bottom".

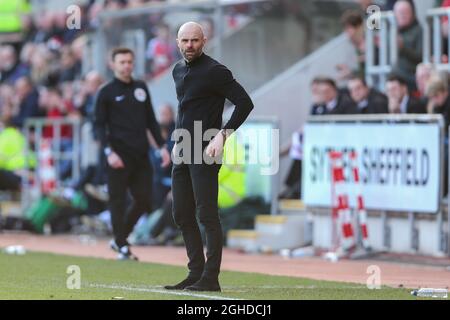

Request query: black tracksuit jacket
[
  {"left": 94, "top": 77, "right": 164, "bottom": 157},
  {"left": 172, "top": 53, "right": 254, "bottom": 142}
]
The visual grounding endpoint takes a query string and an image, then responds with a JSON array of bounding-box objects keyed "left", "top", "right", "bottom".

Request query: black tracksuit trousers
[
  {"left": 172, "top": 162, "right": 222, "bottom": 281},
  {"left": 107, "top": 153, "right": 153, "bottom": 248}
]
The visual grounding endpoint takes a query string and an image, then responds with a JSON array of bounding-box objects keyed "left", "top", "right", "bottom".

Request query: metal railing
[
  {"left": 365, "top": 11, "right": 398, "bottom": 91},
  {"left": 22, "top": 118, "right": 82, "bottom": 209},
  {"left": 424, "top": 7, "right": 450, "bottom": 72}
]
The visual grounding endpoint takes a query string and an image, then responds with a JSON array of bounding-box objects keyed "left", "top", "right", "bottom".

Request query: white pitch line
[{"left": 89, "top": 283, "right": 243, "bottom": 300}]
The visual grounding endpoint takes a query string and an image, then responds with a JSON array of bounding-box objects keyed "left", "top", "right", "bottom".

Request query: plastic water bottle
[{"left": 411, "top": 288, "right": 448, "bottom": 299}]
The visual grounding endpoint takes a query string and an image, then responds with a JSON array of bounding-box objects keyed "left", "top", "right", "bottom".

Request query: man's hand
[
  {"left": 107, "top": 152, "right": 125, "bottom": 169},
  {"left": 205, "top": 130, "right": 226, "bottom": 158},
  {"left": 388, "top": 97, "right": 401, "bottom": 114},
  {"left": 160, "top": 146, "right": 171, "bottom": 168}
]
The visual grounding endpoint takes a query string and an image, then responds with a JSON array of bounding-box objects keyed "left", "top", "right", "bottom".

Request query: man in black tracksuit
[
  {"left": 164, "top": 22, "right": 254, "bottom": 292},
  {"left": 94, "top": 47, "right": 170, "bottom": 260}
]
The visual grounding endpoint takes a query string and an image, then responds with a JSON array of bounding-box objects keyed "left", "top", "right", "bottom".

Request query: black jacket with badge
[{"left": 94, "top": 77, "right": 164, "bottom": 157}]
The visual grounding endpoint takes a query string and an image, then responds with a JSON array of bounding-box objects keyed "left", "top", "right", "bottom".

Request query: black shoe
[
  {"left": 164, "top": 277, "right": 200, "bottom": 290},
  {"left": 185, "top": 277, "right": 221, "bottom": 292}
]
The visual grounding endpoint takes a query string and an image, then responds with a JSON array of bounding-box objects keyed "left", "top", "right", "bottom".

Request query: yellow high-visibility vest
[
  {"left": 218, "top": 134, "right": 246, "bottom": 209},
  {"left": 0, "top": 0, "right": 31, "bottom": 33},
  {"left": 0, "top": 127, "right": 36, "bottom": 171}
]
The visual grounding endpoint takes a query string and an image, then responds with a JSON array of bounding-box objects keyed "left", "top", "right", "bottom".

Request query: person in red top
[
  {"left": 40, "top": 87, "right": 75, "bottom": 139},
  {"left": 146, "top": 24, "right": 177, "bottom": 79}
]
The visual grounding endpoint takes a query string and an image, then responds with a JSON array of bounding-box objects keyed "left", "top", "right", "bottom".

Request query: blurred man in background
[
  {"left": 386, "top": 74, "right": 425, "bottom": 114},
  {"left": 94, "top": 47, "right": 170, "bottom": 260},
  {"left": 347, "top": 75, "right": 388, "bottom": 114}
]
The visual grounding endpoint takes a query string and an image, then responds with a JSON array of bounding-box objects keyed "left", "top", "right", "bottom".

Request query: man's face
[
  {"left": 1, "top": 47, "right": 17, "bottom": 71},
  {"left": 386, "top": 81, "right": 406, "bottom": 101},
  {"left": 348, "top": 79, "right": 368, "bottom": 103},
  {"left": 85, "top": 74, "right": 103, "bottom": 94},
  {"left": 14, "top": 78, "right": 31, "bottom": 101},
  {"left": 177, "top": 29, "right": 206, "bottom": 62},
  {"left": 344, "top": 26, "right": 361, "bottom": 43},
  {"left": 319, "top": 83, "right": 337, "bottom": 103},
  {"left": 394, "top": 1, "right": 414, "bottom": 29},
  {"left": 112, "top": 53, "right": 134, "bottom": 79}
]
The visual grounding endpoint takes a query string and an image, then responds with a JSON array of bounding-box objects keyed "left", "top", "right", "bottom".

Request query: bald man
[{"left": 164, "top": 22, "right": 253, "bottom": 292}]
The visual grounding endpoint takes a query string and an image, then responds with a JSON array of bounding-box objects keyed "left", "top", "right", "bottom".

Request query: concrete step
[
  {"left": 227, "top": 230, "right": 260, "bottom": 253},
  {"left": 227, "top": 212, "right": 313, "bottom": 253},
  {"left": 279, "top": 199, "right": 305, "bottom": 211},
  {"left": 278, "top": 199, "right": 308, "bottom": 216}
]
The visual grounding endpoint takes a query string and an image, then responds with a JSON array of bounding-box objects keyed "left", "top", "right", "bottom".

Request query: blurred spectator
[
  {"left": 104, "top": 0, "right": 128, "bottom": 11},
  {"left": 40, "top": 86, "right": 75, "bottom": 139},
  {"left": 386, "top": 74, "right": 426, "bottom": 113},
  {"left": 0, "top": 101, "right": 35, "bottom": 191},
  {"left": 40, "top": 86, "right": 76, "bottom": 180},
  {"left": 310, "top": 77, "right": 357, "bottom": 115},
  {"left": 218, "top": 133, "right": 246, "bottom": 209},
  {"left": 146, "top": 23, "right": 177, "bottom": 78},
  {"left": 414, "top": 63, "right": 438, "bottom": 99},
  {"left": 199, "top": 17, "right": 215, "bottom": 40},
  {"left": 149, "top": 103, "right": 175, "bottom": 210},
  {"left": 0, "top": 83, "right": 15, "bottom": 113},
  {"left": 0, "top": 45, "right": 29, "bottom": 85},
  {"left": 19, "top": 42, "right": 35, "bottom": 67},
  {"left": 426, "top": 77, "right": 450, "bottom": 128},
  {"left": 338, "top": 10, "right": 365, "bottom": 79},
  {"left": 384, "top": 0, "right": 416, "bottom": 11},
  {"left": 11, "top": 76, "right": 43, "bottom": 128},
  {"left": 425, "top": 76, "right": 450, "bottom": 195},
  {"left": 32, "top": 11, "right": 56, "bottom": 44},
  {"left": 59, "top": 46, "right": 81, "bottom": 82},
  {"left": 392, "top": 0, "right": 423, "bottom": 91},
  {"left": 70, "top": 36, "right": 85, "bottom": 75},
  {"left": 279, "top": 128, "right": 303, "bottom": 200},
  {"left": 30, "top": 44, "right": 51, "bottom": 85},
  {"left": 347, "top": 75, "right": 388, "bottom": 113},
  {"left": 21, "top": 12, "right": 37, "bottom": 44},
  {"left": 74, "top": 70, "right": 104, "bottom": 122}
]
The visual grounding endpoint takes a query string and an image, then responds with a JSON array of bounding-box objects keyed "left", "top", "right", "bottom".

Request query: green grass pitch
[{"left": 0, "top": 251, "right": 434, "bottom": 300}]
